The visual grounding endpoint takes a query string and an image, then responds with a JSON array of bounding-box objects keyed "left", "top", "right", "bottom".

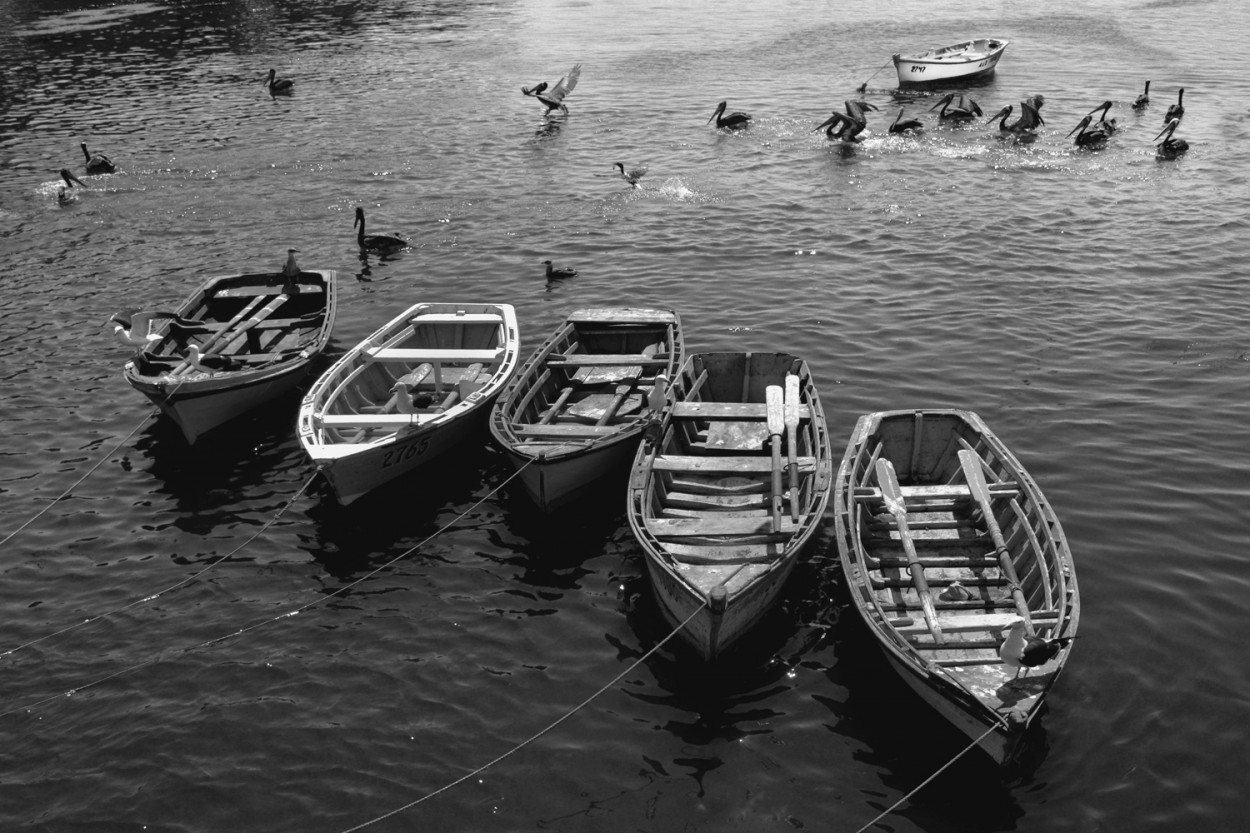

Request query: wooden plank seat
[
  {"left": 178, "top": 315, "right": 324, "bottom": 333},
  {"left": 318, "top": 413, "right": 439, "bottom": 428},
  {"left": 510, "top": 424, "right": 617, "bottom": 438},
  {"left": 671, "top": 401, "right": 813, "bottom": 421},
  {"left": 214, "top": 284, "right": 323, "bottom": 298},
  {"left": 652, "top": 455, "right": 816, "bottom": 474},
  {"left": 869, "top": 555, "right": 1000, "bottom": 569},
  {"left": 662, "top": 491, "right": 771, "bottom": 511},
  {"left": 365, "top": 347, "right": 503, "bottom": 363},
  {"left": 413, "top": 312, "right": 504, "bottom": 324},
  {"left": 664, "top": 541, "right": 784, "bottom": 565},
  {"left": 889, "top": 611, "right": 1060, "bottom": 636},
  {"left": 871, "top": 575, "right": 1008, "bottom": 589},
  {"left": 854, "top": 482, "right": 1019, "bottom": 501},
  {"left": 647, "top": 516, "right": 802, "bottom": 537},
  {"left": 547, "top": 353, "right": 671, "bottom": 368}
]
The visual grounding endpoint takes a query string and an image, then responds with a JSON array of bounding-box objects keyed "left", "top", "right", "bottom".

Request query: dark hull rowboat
[
  {"left": 122, "top": 269, "right": 337, "bottom": 443},
  {"left": 627, "top": 352, "right": 832, "bottom": 660},
  {"left": 832, "top": 409, "right": 1079, "bottom": 764},
  {"left": 297, "top": 302, "right": 519, "bottom": 505},
  {"left": 893, "top": 38, "right": 1009, "bottom": 86},
  {"left": 488, "top": 307, "right": 683, "bottom": 512}
]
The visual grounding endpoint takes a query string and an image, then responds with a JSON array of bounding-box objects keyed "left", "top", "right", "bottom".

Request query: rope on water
[
  {"left": 858, "top": 59, "right": 894, "bottom": 92},
  {"left": 333, "top": 600, "right": 708, "bottom": 833},
  {"left": 0, "top": 458, "right": 535, "bottom": 720},
  {"left": 852, "top": 723, "right": 1000, "bottom": 833},
  {"left": 0, "top": 470, "right": 320, "bottom": 660}
]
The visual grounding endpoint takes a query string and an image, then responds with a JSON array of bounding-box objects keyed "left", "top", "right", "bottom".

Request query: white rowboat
[{"left": 893, "top": 38, "right": 1009, "bottom": 86}]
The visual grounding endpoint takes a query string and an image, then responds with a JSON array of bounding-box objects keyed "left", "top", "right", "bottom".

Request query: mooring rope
[
  {"left": 0, "top": 458, "right": 534, "bottom": 720},
  {"left": 858, "top": 59, "right": 894, "bottom": 92},
  {"left": 852, "top": 722, "right": 1000, "bottom": 833},
  {"left": 334, "top": 600, "right": 708, "bottom": 833},
  {"left": 0, "top": 470, "right": 319, "bottom": 660}
]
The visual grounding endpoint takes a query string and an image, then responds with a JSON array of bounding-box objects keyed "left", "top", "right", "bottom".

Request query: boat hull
[
  {"left": 501, "top": 436, "right": 638, "bottom": 512},
  {"left": 893, "top": 38, "right": 1008, "bottom": 86}
]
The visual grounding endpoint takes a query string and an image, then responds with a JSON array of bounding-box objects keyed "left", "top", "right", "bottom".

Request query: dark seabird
[
  {"left": 57, "top": 168, "right": 86, "bottom": 204},
  {"left": 999, "top": 618, "right": 1076, "bottom": 679},
  {"left": 1132, "top": 80, "right": 1150, "bottom": 110},
  {"left": 80, "top": 142, "right": 115, "bottom": 175},
  {"left": 1164, "top": 87, "right": 1185, "bottom": 123},
  {"left": 815, "top": 100, "right": 877, "bottom": 142},
  {"left": 1155, "top": 118, "right": 1189, "bottom": 159},
  {"left": 930, "top": 92, "right": 983, "bottom": 120},
  {"left": 1085, "top": 100, "right": 1118, "bottom": 135},
  {"left": 265, "top": 68, "right": 294, "bottom": 95},
  {"left": 354, "top": 207, "right": 409, "bottom": 252},
  {"left": 522, "top": 64, "right": 581, "bottom": 115},
  {"left": 542, "top": 260, "right": 578, "bottom": 280},
  {"left": 888, "top": 108, "right": 923, "bottom": 134},
  {"left": 708, "top": 100, "right": 751, "bottom": 130},
  {"left": 614, "top": 162, "right": 648, "bottom": 186},
  {"left": 1067, "top": 114, "right": 1111, "bottom": 148}
]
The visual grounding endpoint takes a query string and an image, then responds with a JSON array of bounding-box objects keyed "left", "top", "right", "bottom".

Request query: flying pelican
[
  {"left": 57, "top": 169, "right": 86, "bottom": 204},
  {"left": 522, "top": 64, "right": 581, "bottom": 115},
  {"left": 647, "top": 372, "right": 669, "bottom": 414},
  {"left": 1067, "top": 114, "right": 1111, "bottom": 148},
  {"left": 1164, "top": 87, "right": 1185, "bottom": 123},
  {"left": 1155, "top": 118, "right": 1189, "bottom": 159},
  {"left": 265, "top": 68, "right": 294, "bottom": 95},
  {"left": 998, "top": 619, "right": 1076, "bottom": 679},
  {"left": 543, "top": 260, "right": 578, "bottom": 280},
  {"left": 354, "top": 207, "right": 409, "bottom": 252},
  {"left": 708, "top": 100, "right": 751, "bottom": 130},
  {"left": 80, "top": 142, "right": 115, "bottom": 175},
  {"left": 614, "top": 162, "right": 648, "bottom": 187},
  {"left": 930, "top": 92, "right": 982, "bottom": 120},
  {"left": 1132, "top": 80, "right": 1150, "bottom": 110},
  {"left": 888, "top": 108, "right": 923, "bottom": 134}
]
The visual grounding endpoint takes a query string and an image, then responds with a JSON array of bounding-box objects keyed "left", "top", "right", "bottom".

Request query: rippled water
[{"left": 2, "top": 0, "right": 1248, "bottom": 831}]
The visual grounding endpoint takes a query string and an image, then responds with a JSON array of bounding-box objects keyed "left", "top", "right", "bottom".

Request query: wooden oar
[
  {"left": 595, "top": 382, "right": 636, "bottom": 426},
  {"left": 765, "top": 385, "right": 785, "bottom": 532},
  {"left": 875, "top": 458, "right": 943, "bottom": 643},
  {"left": 957, "top": 449, "right": 1032, "bottom": 628},
  {"left": 539, "top": 384, "right": 578, "bottom": 424},
  {"left": 783, "top": 375, "right": 800, "bottom": 521},
  {"left": 170, "top": 293, "right": 271, "bottom": 376}
]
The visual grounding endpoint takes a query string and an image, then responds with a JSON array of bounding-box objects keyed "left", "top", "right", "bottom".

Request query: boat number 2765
[{"left": 381, "top": 436, "right": 431, "bottom": 468}]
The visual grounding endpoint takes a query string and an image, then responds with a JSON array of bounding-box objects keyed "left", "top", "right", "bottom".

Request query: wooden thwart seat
[
  {"left": 413, "top": 312, "right": 504, "bottom": 324},
  {"left": 889, "top": 611, "right": 1060, "bottom": 636},
  {"left": 647, "top": 516, "right": 801, "bottom": 537},
  {"left": 365, "top": 347, "right": 503, "bottom": 363},
  {"left": 855, "top": 482, "right": 1019, "bottom": 501},
  {"left": 214, "top": 284, "right": 323, "bottom": 298},
  {"left": 671, "top": 401, "right": 812, "bottom": 421},
  {"left": 511, "top": 424, "right": 616, "bottom": 438},
  {"left": 653, "top": 455, "right": 816, "bottom": 474},
  {"left": 547, "top": 353, "right": 670, "bottom": 367}
]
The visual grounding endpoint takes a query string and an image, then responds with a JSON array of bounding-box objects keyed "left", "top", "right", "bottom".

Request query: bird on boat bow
[
  {"left": 1165, "top": 87, "right": 1185, "bottom": 123},
  {"left": 57, "top": 169, "right": 86, "bottom": 204},
  {"left": 1067, "top": 114, "right": 1112, "bottom": 148},
  {"left": 80, "top": 142, "right": 115, "bottom": 175},
  {"left": 647, "top": 372, "right": 669, "bottom": 414},
  {"left": 1155, "top": 118, "right": 1189, "bottom": 159},
  {"left": 999, "top": 618, "right": 1076, "bottom": 680},
  {"left": 1132, "top": 80, "right": 1150, "bottom": 110},
  {"left": 614, "top": 162, "right": 648, "bottom": 187},
  {"left": 708, "top": 100, "right": 751, "bottom": 130},
  {"left": 522, "top": 64, "right": 581, "bottom": 115},
  {"left": 184, "top": 344, "right": 238, "bottom": 373},
  {"left": 354, "top": 207, "right": 409, "bottom": 252},
  {"left": 888, "top": 108, "right": 923, "bottom": 134},
  {"left": 930, "top": 92, "right": 983, "bottom": 121},
  {"left": 265, "top": 68, "right": 294, "bottom": 95},
  {"left": 542, "top": 260, "right": 578, "bottom": 280},
  {"left": 109, "top": 308, "right": 203, "bottom": 351}
]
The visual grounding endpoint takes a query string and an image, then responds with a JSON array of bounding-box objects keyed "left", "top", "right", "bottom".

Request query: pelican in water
[
  {"left": 1084, "top": 100, "right": 1118, "bottom": 135},
  {"left": 57, "top": 169, "right": 86, "bottom": 204},
  {"left": 265, "top": 68, "right": 294, "bottom": 95},
  {"left": 930, "top": 92, "right": 983, "bottom": 120},
  {"left": 999, "top": 619, "right": 1076, "bottom": 680},
  {"left": 354, "top": 207, "right": 409, "bottom": 252},
  {"left": 815, "top": 100, "right": 877, "bottom": 142},
  {"left": 1132, "top": 80, "right": 1150, "bottom": 110},
  {"left": 647, "top": 372, "right": 669, "bottom": 414},
  {"left": 708, "top": 100, "right": 751, "bottom": 131},
  {"left": 1164, "top": 87, "right": 1185, "bottom": 123},
  {"left": 1067, "top": 114, "right": 1112, "bottom": 148},
  {"left": 986, "top": 104, "right": 1038, "bottom": 135},
  {"left": 614, "top": 162, "right": 648, "bottom": 187},
  {"left": 80, "top": 142, "right": 115, "bottom": 175},
  {"left": 522, "top": 64, "right": 581, "bottom": 115},
  {"left": 543, "top": 260, "right": 578, "bottom": 280},
  {"left": 888, "top": 108, "right": 923, "bottom": 134},
  {"left": 1155, "top": 118, "right": 1189, "bottom": 159}
]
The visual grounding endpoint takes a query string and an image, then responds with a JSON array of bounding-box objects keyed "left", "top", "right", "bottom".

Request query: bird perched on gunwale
[
  {"left": 1132, "top": 80, "right": 1150, "bottom": 110},
  {"left": 614, "top": 162, "right": 648, "bottom": 187},
  {"left": 57, "top": 169, "right": 87, "bottom": 204},
  {"left": 647, "top": 372, "right": 669, "bottom": 414},
  {"left": 542, "top": 260, "right": 577, "bottom": 280},
  {"left": 354, "top": 207, "right": 409, "bottom": 252},
  {"left": 80, "top": 142, "right": 115, "bottom": 175},
  {"left": 522, "top": 64, "right": 581, "bottom": 115},
  {"left": 998, "top": 618, "right": 1076, "bottom": 679},
  {"left": 708, "top": 100, "right": 751, "bottom": 130},
  {"left": 265, "top": 68, "right": 294, "bottom": 95}
]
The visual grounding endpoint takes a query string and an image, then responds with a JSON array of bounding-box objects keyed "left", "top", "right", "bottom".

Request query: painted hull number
[{"left": 381, "top": 436, "right": 431, "bottom": 468}]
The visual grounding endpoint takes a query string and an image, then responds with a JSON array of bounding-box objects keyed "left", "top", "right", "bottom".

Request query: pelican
[
  {"left": 815, "top": 100, "right": 876, "bottom": 142},
  {"left": 1155, "top": 118, "right": 1189, "bottom": 159},
  {"left": 998, "top": 619, "right": 1076, "bottom": 680},
  {"left": 708, "top": 100, "right": 751, "bottom": 130},
  {"left": 80, "top": 142, "right": 115, "bottom": 175},
  {"left": 1164, "top": 87, "right": 1185, "bottom": 123},
  {"left": 57, "top": 169, "right": 86, "bottom": 204},
  {"left": 987, "top": 105, "right": 1030, "bottom": 134},
  {"left": 265, "top": 68, "right": 294, "bottom": 95},
  {"left": 1086, "top": 100, "right": 1118, "bottom": 134},
  {"left": 1132, "top": 80, "right": 1150, "bottom": 110},
  {"left": 1067, "top": 114, "right": 1111, "bottom": 148},
  {"left": 614, "top": 162, "right": 648, "bottom": 187},
  {"left": 930, "top": 92, "right": 982, "bottom": 120},
  {"left": 888, "top": 108, "right": 923, "bottom": 134},
  {"left": 647, "top": 372, "right": 669, "bottom": 414},
  {"left": 543, "top": 260, "right": 578, "bottom": 280},
  {"left": 522, "top": 64, "right": 581, "bottom": 115},
  {"left": 1019, "top": 95, "right": 1045, "bottom": 129},
  {"left": 354, "top": 207, "right": 409, "bottom": 252}
]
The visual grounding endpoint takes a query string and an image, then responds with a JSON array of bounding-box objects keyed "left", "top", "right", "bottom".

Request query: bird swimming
[
  {"left": 57, "top": 169, "right": 86, "bottom": 204},
  {"left": 708, "top": 100, "right": 751, "bottom": 131},
  {"left": 1155, "top": 118, "right": 1189, "bottom": 159},
  {"left": 998, "top": 618, "right": 1076, "bottom": 679},
  {"left": 815, "top": 100, "right": 877, "bottom": 142},
  {"left": 888, "top": 108, "right": 923, "bottom": 134},
  {"left": 542, "top": 260, "right": 577, "bottom": 280},
  {"left": 1067, "top": 114, "right": 1111, "bottom": 148},
  {"left": 986, "top": 104, "right": 1034, "bottom": 135},
  {"left": 614, "top": 162, "right": 648, "bottom": 187},
  {"left": 1132, "top": 80, "right": 1150, "bottom": 110},
  {"left": 265, "top": 68, "right": 294, "bottom": 95},
  {"left": 1086, "top": 100, "right": 1118, "bottom": 134},
  {"left": 80, "top": 142, "right": 115, "bottom": 175},
  {"left": 522, "top": 64, "right": 581, "bottom": 115},
  {"left": 354, "top": 207, "right": 409, "bottom": 252},
  {"left": 930, "top": 92, "right": 982, "bottom": 120},
  {"left": 1164, "top": 87, "right": 1185, "bottom": 123}
]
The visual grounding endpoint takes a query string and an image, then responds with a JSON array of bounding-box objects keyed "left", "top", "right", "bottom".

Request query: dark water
[{"left": 2, "top": 0, "right": 1248, "bottom": 830}]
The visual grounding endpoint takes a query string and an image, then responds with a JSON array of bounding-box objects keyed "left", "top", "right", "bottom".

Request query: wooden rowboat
[
  {"left": 488, "top": 307, "right": 683, "bottom": 512},
  {"left": 832, "top": 409, "right": 1079, "bottom": 764},
  {"left": 893, "top": 38, "right": 1009, "bottom": 86},
  {"left": 120, "top": 269, "right": 337, "bottom": 443},
  {"left": 297, "top": 302, "right": 519, "bottom": 505},
  {"left": 627, "top": 352, "right": 832, "bottom": 660}
]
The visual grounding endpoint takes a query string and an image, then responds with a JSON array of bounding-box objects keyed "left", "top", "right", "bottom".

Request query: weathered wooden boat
[
  {"left": 627, "top": 352, "right": 832, "bottom": 660},
  {"left": 489, "top": 307, "right": 683, "bottom": 512},
  {"left": 119, "top": 269, "right": 337, "bottom": 443},
  {"left": 893, "top": 38, "right": 1009, "bottom": 86},
  {"left": 832, "top": 409, "right": 1079, "bottom": 764},
  {"left": 297, "top": 302, "right": 520, "bottom": 505}
]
